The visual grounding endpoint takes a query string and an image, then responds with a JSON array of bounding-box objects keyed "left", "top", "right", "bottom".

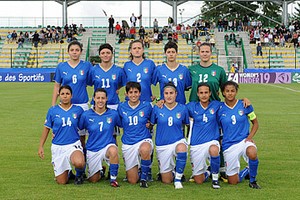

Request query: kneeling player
[
  {"left": 150, "top": 82, "right": 189, "bottom": 189},
  {"left": 118, "top": 82, "right": 153, "bottom": 188},
  {"left": 218, "top": 81, "right": 261, "bottom": 189},
  {"left": 187, "top": 83, "right": 221, "bottom": 189},
  {"left": 79, "top": 88, "right": 121, "bottom": 187}
]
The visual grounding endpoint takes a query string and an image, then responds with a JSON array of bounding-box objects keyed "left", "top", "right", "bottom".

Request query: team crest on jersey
[
  {"left": 139, "top": 111, "right": 144, "bottom": 117},
  {"left": 178, "top": 73, "right": 183, "bottom": 80},
  {"left": 238, "top": 110, "right": 244, "bottom": 116},
  {"left": 176, "top": 113, "right": 181, "bottom": 119},
  {"left": 143, "top": 68, "right": 149, "bottom": 74},
  {"left": 107, "top": 117, "right": 112, "bottom": 124},
  {"left": 72, "top": 113, "right": 77, "bottom": 119},
  {"left": 211, "top": 70, "right": 216, "bottom": 76},
  {"left": 112, "top": 74, "right": 116, "bottom": 80},
  {"left": 80, "top": 70, "right": 84, "bottom": 75},
  {"left": 209, "top": 108, "right": 215, "bottom": 114}
]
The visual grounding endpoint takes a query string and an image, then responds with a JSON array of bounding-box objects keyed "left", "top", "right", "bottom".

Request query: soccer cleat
[
  {"left": 156, "top": 172, "right": 162, "bottom": 181},
  {"left": 212, "top": 181, "right": 221, "bottom": 189},
  {"left": 100, "top": 166, "right": 106, "bottom": 179},
  {"left": 219, "top": 172, "right": 228, "bottom": 183},
  {"left": 68, "top": 171, "right": 75, "bottom": 180},
  {"left": 174, "top": 181, "right": 183, "bottom": 189},
  {"left": 140, "top": 180, "right": 148, "bottom": 188},
  {"left": 110, "top": 180, "right": 120, "bottom": 187},
  {"left": 122, "top": 177, "right": 128, "bottom": 182},
  {"left": 249, "top": 181, "right": 261, "bottom": 189},
  {"left": 188, "top": 175, "right": 195, "bottom": 182},
  {"left": 181, "top": 174, "right": 186, "bottom": 182},
  {"left": 147, "top": 172, "right": 154, "bottom": 182},
  {"left": 74, "top": 175, "right": 84, "bottom": 185}
]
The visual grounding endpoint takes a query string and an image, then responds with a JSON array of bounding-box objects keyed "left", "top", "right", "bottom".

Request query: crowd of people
[{"left": 37, "top": 39, "right": 261, "bottom": 191}]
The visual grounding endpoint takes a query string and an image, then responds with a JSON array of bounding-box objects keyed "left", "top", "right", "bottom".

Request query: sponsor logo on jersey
[
  {"left": 238, "top": 110, "right": 244, "bottom": 116},
  {"left": 112, "top": 74, "right": 116, "bottom": 80},
  {"left": 176, "top": 113, "right": 181, "bottom": 119},
  {"left": 139, "top": 111, "right": 144, "bottom": 117},
  {"left": 63, "top": 71, "right": 68, "bottom": 75},
  {"left": 209, "top": 108, "right": 215, "bottom": 114},
  {"left": 55, "top": 114, "right": 60, "bottom": 118},
  {"left": 159, "top": 113, "right": 165, "bottom": 117},
  {"left": 107, "top": 117, "right": 112, "bottom": 124},
  {"left": 89, "top": 118, "right": 94, "bottom": 122},
  {"left": 72, "top": 113, "right": 77, "bottom": 119},
  {"left": 144, "top": 67, "right": 149, "bottom": 74},
  {"left": 80, "top": 70, "right": 84, "bottom": 76},
  {"left": 179, "top": 73, "right": 183, "bottom": 79},
  {"left": 211, "top": 70, "right": 216, "bottom": 76}
]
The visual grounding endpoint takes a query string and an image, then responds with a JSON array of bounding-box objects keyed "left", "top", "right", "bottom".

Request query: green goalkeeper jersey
[{"left": 189, "top": 63, "right": 227, "bottom": 102}]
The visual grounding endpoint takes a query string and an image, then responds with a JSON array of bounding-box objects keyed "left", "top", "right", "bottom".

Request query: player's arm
[
  {"left": 51, "top": 82, "right": 61, "bottom": 106},
  {"left": 38, "top": 126, "right": 51, "bottom": 159},
  {"left": 245, "top": 112, "right": 259, "bottom": 143},
  {"left": 241, "top": 98, "right": 251, "bottom": 108}
]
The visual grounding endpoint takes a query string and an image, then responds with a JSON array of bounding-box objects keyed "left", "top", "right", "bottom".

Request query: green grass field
[{"left": 0, "top": 83, "right": 299, "bottom": 199}]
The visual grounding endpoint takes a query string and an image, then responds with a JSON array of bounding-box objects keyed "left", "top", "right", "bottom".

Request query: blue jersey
[
  {"left": 153, "top": 64, "right": 191, "bottom": 104},
  {"left": 187, "top": 101, "right": 221, "bottom": 145},
  {"left": 150, "top": 103, "right": 189, "bottom": 146},
  {"left": 118, "top": 101, "right": 152, "bottom": 145},
  {"left": 218, "top": 100, "right": 254, "bottom": 151},
  {"left": 54, "top": 60, "right": 92, "bottom": 104},
  {"left": 44, "top": 105, "right": 84, "bottom": 145},
  {"left": 90, "top": 64, "right": 126, "bottom": 105},
  {"left": 78, "top": 108, "right": 121, "bottom": 152},
  {"left": 123, "top": 59, "right": 156, "bottom": 102}
]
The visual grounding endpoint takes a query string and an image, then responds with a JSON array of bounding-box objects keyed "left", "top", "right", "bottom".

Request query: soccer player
[
  {"left": 187, "top": 83, "right": 221, "bottom": 189},
  {"left": 117, "top": 82, "right": 153, "bottom": 188},
  {"left": 218, "top": 81, "right": 261, "bottom": 189},
  {"left": 123, "top": 40, "right": 156, "bottom": 102},
  {"left": 51, "top": 41, "right": 93, "bottom": 149},
  {"left": 90, "top": 43, "right": 126, "bottom": 137},
  {"left": 153, "top": 41, "right": 191, "bottom": 104},
  {"left": 150, "top": 82, "right": 189, "bottom": 189},
  {"left": 38, "top": 85, "right": 85, "bottom": 185},
  {"left": 78, "top": 88, "right": 121, "bottom": 187}
]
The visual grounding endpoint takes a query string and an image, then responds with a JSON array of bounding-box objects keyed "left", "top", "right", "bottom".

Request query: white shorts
[
  {"left": 122, "top": 139, "right": 153, "bottom": 171},
  {"left": 156, "top": 138, "right": 188, "bottom": 173},
  {"left": 107, "top": 104, "right": 120, "bottom": 136},
  {"left": 190, "top": 140, "right": 220, "bottom": 176},
  {"left": 86, "top": 144, "right": 116, "bottom": 178},
  {"left": 224, "top": 139, "right": 257, "bottom": 176},
  {"left": 51, "top": 140, "right": 83, "bottom": 177},
  {"left": 74, "top": 103, "right": 89, "bottom": 136}
]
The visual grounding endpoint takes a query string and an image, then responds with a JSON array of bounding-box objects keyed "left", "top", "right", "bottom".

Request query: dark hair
[
  {"left": 68, "top": 40, "right": 83, "bottom": 52},
  {"left": 199, "top": 42, "right": 212, "bottom": 52},
  {"left": 59, "top": 85, "right": 72, "bottom": 95},
  {"left": 164, "top": 41, "right": 178, "bottom": 53},
  {"left": 163, "top": 81, "right": 177, "bottom": 91},
  {"left": 128, "top": 40, "right": 145, "bottom": 60},
  {"left": 125, "top": 81, "right": 141, "bottom": 93},
  {"left": 197, "top": 82, "right": 211, "bottom": 92},
  {"left": 93, "top": 88, "right": 108, "bottom": 97},
  {"left": 98, "top": 43, "right": 113, "bottom": 54},
  {"left": 221, "top": 81, "right": 239, "bottom": 94}
]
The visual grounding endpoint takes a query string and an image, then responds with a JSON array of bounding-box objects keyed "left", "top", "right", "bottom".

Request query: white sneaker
[{"left": 174, "top": 181, "right": 183, "bottom": 189}]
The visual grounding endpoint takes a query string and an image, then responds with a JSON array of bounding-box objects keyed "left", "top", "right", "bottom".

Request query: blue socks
[
  {"left": 75, "top": 167, "right": 84, "bottom": 177},
  {"left": 109, "top": 164, "right": 119, "bottom": 182},
  {"left": 249, "top": 159, "right": 259, "bottom": 183},
  {"left": 141, "top": 159, "right": 151, "bottom": 181},
  {"left": 175, "top": 152, "right": 187, "bottom": 182},
  {"left": 239, "top": 167, "right": 249, "bottom": 182}
]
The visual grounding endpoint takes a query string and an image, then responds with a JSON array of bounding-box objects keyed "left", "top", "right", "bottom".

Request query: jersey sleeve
[
  {"left": 152, "top": 65, "right": 160, "bottom": 86},
  {"left": 182, "top": 106, "right": 190, "bottom": 125},
  {"left": 78, "top": 111, "right": 87, "bottom": 130},
  {"left": 44, "top": 107, "right": 53, "bottom": 129},
  {"left": 150, "top": 106, "right": 157, "bottom": 125},
  {"left": 118, "top": 67, "right": 127, "bottom": 87},
  {"left": 150, "top": 61, "right": 157, "bottom": 85},
  {"left": 86, "top": 62, "right": 94, "bottom": 86},
  {"left": 184, "top": 67, "right": 192, "bottom": 90},
  {"left": 245, "top": 104, "right": 254, "bottom": 115},
  {"left": 53, "top": 64, "right": 62, "bottom": 83},
  {"left": 219, "top": 67, "right": 227, "bottom": 87}
]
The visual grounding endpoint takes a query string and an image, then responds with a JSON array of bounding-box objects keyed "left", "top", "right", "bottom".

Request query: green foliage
[{"left": 0, "top": 83, "right": 300, "bottom": 199}]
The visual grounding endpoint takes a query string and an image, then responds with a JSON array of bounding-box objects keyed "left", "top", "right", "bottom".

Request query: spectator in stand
[
  {"left": 11, "top": 30, "right": 17, "bottom": 42},
  {"left": 217, "top": 19, "right": 223, "bottom": 32},
  {"left": 243, "top": 15, "right": 249, "bottom": 32},
  {"left": 158, "top": 32, "right": 163, "bottom": 42},
  {"left": 256, "top": 43, "right": 262, "bottom": 56},
  {"left": 162, "top": 26, "right": 168, "bottom": 37},
  {"left": 129, "top": 26, "right": 136, "bottom": 39},
  {"left": 24, "top": 31, "right": 29, "bottom": 43},
  {"left": 17, "top": 35, "right": 24, "bottom": 49},
  {"left": 115, "top": 22, "right": 121, "bottom": 35},
  {"left": 78, "top": 24, "right": 86, "bottom": 34},
  {"left": 223, "top": 18, "right": 228, "bottom": 31},
  {"left": 186, "top": 30, "right": 193, "bottom": 44},
  {"left": 153, "top": 27, "right": 159, "bottom": 34},
  {"left": 108, "top": 15, "right": 115, "bottom": 34},
  {"left": 32, "top": 31, "right": 40, "bottom": 48},
  {"left": 172, "top": 31, "right": 178, "bottom": 43},
  {"left": 130, "top": 13, "right": 137, "bottom": 27},
  {"left": 118, "top": 29, "right": 126, "bottom": 44},
  {"left": 209, "top": 37, "right": 215, "bottom": 48},
  {"left": 125, "top": 27, "right": 130, "bottom": 38},
  {"left": 139, "top": 26, "right": 146, "bottom": 39},
  {"left": 181, "top": 24, "right": 186, "bottom": 39},
  {"left": 229, "top": 32, "right": 236, "bottom": 44},
  {"left": 153, "top": 19, "right": 158, "bottom": 29},
  {"left": 192, "top": 27, "right": 198, "bottom": 40},
  {"left": 6, "top": 32, "right": 12, "bottom": 43},
  {"left": 168, "top": 16, "right": 174, "bottom": 28},
  {"left": 144, "top": 35, "right": 150, "bottom": 48}
]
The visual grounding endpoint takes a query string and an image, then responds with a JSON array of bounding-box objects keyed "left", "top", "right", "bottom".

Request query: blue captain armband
[{"left": 248, "top": 112, "right": 256, "bottom": 120}]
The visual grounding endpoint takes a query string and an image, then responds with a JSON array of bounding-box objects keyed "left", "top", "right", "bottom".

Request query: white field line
[{"left": 265, "top": 84, "right": 300, "bottom": 93}]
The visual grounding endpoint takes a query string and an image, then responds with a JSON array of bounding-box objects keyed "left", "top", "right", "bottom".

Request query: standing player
[
  {"left": 123, "top": 40, "right": 156, "bottom": 102},
  {"left": 117, "top": 82, "right": 153, "bottom": 188},
  {"left": 218, "top": 81, "right": 261, "bottom": 189},
  {"left": 78, "top": 88, "right": 121, "bottom": 187},
  {"left": 51, "top": 41, "right": 93, "bottom": 150},
  {"left": 150, "top": 82, "right": 189, "bottom": 189},
  {"left": 153, "top": 41, "right": 191, "bottom": 104},
  {"left": 187, "top": 83, "right": 221, "bottom": 189},
  {"left": 38, "top": 85, "right": 85, "bottom": 185}
]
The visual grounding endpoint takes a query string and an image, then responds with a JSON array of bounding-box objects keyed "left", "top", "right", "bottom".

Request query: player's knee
[
  {"left": 176, "top": 143, "right": 187, "bottom": 152},
  {"left": 246, "top": 146, "right": 257, "bottom": 160},
  {"left": 209, "top": 145, "right": 219, "bottom": 156},
  {"left": 127, "top": 176, "right": 139, "bottom": 184},
  {"left": 108, "top": 146, "right": 119, "bottom": 158},
  {"left": 228, "top": 176, "right": 239, "bottom": 185}
]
